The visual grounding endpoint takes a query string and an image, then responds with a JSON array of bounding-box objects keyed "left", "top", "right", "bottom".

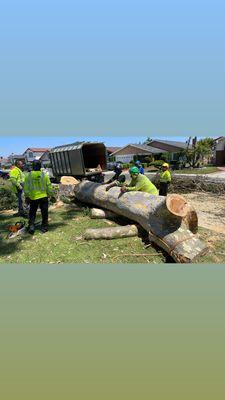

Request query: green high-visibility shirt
[
  {"left": 24, "top": 171, "right": 54, "bottom": 200},
  {"left": 160, "top": 170, "right": 171, "bottom": 183},
  {"left": 9, "top": 166, "right": 25, "bottom": 193},
  {"left": 126, "top": 174, "right": 158, "bottom": 195}
]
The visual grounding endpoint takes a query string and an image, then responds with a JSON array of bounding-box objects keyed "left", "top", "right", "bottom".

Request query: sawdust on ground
[{"left": 183, "top": 192, "right": 225, "bottom": 234}]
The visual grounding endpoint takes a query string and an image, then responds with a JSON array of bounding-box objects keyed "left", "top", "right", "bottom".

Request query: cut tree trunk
[
  {"left": 90, "top": 208, "right": 117, "bottom": 219},
  {"left": 84, "top": 225, "right": 138, "bottom": 240},
  {"left": 74, "top": 181, "right": 208, "bottom": 263}
]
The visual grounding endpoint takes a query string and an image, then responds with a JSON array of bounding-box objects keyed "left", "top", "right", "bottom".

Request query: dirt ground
[{"left": 183, "top": 192, "right": 225, "bottom": 234}]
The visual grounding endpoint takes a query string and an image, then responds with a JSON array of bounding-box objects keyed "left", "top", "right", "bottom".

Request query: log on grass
[
  {"left": 74, "top": 181, "right": 208, "bottom": 263},
  {"left": 84, "top": 225, "right": 138, "bottom": 240},
  {"left": 90, "top": 208, "right": 117, "bottom": 219}
]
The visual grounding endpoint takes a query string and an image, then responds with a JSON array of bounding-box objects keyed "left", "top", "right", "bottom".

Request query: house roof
[
  {"left": 148, "top": 139, "right": 189, "bottom": 149},
  {"left": 110, "top": 143, "right": 164, "bottom": 156},
  {"left": 107, "top": 146, "right": 122, "bottom": 153},
  {"left": 11, "top": 154, "right": 26, "bottom": 159},
  {"left": 23, "top": 147, "right": 49, "bottom": 154}
]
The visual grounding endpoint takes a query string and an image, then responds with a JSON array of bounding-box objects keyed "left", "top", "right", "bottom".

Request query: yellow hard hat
[{"left": 162, "top": 163, "right": 169, "bottom": 168}]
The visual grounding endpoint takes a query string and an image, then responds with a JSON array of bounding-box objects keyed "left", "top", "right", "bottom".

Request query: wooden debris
[
  {"left": 60, "top": 176, "right": 79, "bottom": 185},
  {"left": 84, "top": 224, "right": 139, "bottom": 240},
  {"left": 90, "top": 208, "right": 117, "bottom": 219}
]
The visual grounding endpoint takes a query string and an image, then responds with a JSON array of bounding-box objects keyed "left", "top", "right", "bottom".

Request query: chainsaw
[
  {"left": 7, "top": 221, "right": 26, "bottom": 239},
  {"left": 7, "top": 220, "right": 44, "bottom": 239}
]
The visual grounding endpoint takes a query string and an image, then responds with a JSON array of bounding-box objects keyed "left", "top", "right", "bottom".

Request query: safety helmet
[
  {"left": 135, "top": 160, "right": 141, "bottom": 165},
  {"left": 162, "top": 163, "right": 169, "bottom": 168},
  {"left": 129, "top": 166, "right": 140, "bottom": 175},
  {"left": 32, "top": 160, "right": 42, "bottom": 171}
]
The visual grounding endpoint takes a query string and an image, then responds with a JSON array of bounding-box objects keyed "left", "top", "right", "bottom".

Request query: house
[
  {"left": 8, "top": 154, "right": 26, "bottom": 165},
  {"left": 0, "top": 157, "right": 11, "bottom": 169},
  {"left": 212, "top": 137, "right": 225, "bottom": 166},
  {"left": 146, "top": 139, "right": 190, "bottom": 161},
  {"left": 106, "top": 147, "right": 122, "bottom": 161},
  {"left": 107, "top": 147, "right": 122, "bottom": 155},
  {"left": 39, "top": 150, "right": 51, "bottom": 167},
  {"left": 110, "top": 143, "right": 164, "bottom": 163},
  {"left": 23, "top": 148, "right": 49, "bottom": 163}
]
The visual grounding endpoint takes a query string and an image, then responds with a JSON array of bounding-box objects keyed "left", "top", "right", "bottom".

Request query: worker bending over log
[
  {"left": 120, "top": 166, "right": 158, "bottom": 195},
  {"left": 103, "top": 162, "right": 123, "bottom": 185}
]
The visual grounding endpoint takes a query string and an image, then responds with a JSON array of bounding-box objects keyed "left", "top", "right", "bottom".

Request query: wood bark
[
  {"left": 84, "top": 225, "right": 138, "bottom": 240},
  {"left": 74, "top": 181, "right": 208, "bottom": 263}
]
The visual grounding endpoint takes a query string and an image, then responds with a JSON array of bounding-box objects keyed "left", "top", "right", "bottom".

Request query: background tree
[
  {"left": 142, "top": 137, "right": 153, "bottom": 145},
  {"left": 182, "top": 138, "right": 214, "bottom": 168}
]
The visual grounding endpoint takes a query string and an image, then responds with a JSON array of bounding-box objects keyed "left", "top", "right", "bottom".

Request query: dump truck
[{"left": 49, "top": 141, "right": 107, "bottom": 183}]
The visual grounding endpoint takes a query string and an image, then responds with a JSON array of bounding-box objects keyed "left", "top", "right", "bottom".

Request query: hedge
[
  {"left": 0, "top": 179, "right": 17, "bottom": 211},
  {"left": 149, "top": 160, "right": 165, "bottom": 168}
]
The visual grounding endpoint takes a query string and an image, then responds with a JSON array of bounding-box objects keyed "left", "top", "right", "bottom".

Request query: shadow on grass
[
  {"left": 0, "top": 239, "right": 21, "bottom": 258},
  {"left": 56, "top": 209, "right": 84, "bottom": 220}
]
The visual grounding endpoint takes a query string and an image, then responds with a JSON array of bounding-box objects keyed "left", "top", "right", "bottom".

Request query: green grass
[
  {"left": 0, "top": 205, "right": 224, "bottom": 264},
  {"left": 172, "top": 166, "right": 219, "bottom": 174}
]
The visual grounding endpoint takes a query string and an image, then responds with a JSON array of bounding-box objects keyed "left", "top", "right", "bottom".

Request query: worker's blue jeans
[{"left": 16, "top": 189, "right": 25, "bottom": 214}]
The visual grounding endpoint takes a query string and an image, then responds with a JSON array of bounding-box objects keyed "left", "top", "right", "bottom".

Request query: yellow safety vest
[
  {"left": 24, "top": 171, "right": 53, "bottom": 200},
  {"left": 9, "top": 167, "right": 25, "bottom": 193},
  {"left": 160, "top": 170, "right": 171, "bottom": 183}
]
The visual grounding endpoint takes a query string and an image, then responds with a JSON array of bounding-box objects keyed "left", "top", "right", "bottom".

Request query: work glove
[
  {"left": 106, "top": 184, "right": 115, "bottom": 191},
  {"left": 50, "top": 196, "right": 57, "bottom": 203}
]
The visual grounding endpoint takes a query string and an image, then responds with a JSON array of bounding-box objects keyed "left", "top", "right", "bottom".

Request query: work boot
[
  {"left": 28, "top": 224, "right": 35, "bottom": 235},
  {"left": 40, "top": 225, "right": 48, "bottom": 234},
  {"left": 19, "top": 211, "right": 28, "bottom": 218}
]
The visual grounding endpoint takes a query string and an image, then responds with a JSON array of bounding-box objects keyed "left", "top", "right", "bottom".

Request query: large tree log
[
  {"left": 74, "top": 181, "right": 208, "bottom": 263},
  {"left": 84, "top": 225, "right": 138, "bottom": 240}
]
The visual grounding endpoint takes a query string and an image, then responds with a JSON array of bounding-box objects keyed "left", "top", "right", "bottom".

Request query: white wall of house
[
  {"left": 115, "top": 154, "right": 134, "bottom": 162},
  {"left": 212, "top": 137, "right": 225, "bottom": 163},
  {"left": 24, "top": 150, "right": 45, "bottom": 162},
  {"left": 215, "top": 137, "right": 225, "bottom": 151}
]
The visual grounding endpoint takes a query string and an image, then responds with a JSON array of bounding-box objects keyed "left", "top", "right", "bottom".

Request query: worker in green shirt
[
  {"left": 9, "top": 160, "right": 26, "bottom": 216},
  {"left": 120, "top": 166, "right": 158, "bottom": 195},
  {"left": 159, "top": 163, "right": 172, "bottom": 196},
  {"left": 24, "top": 160, "right": 55, "bottom": 234}
]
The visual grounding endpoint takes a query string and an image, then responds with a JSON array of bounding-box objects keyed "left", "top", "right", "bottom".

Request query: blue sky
[
  {"left": 0, "top": 0, "right": 224, "bottom": 152},
  {"left": 0, "top": 134, "right": 213, "bottom": 157}
]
